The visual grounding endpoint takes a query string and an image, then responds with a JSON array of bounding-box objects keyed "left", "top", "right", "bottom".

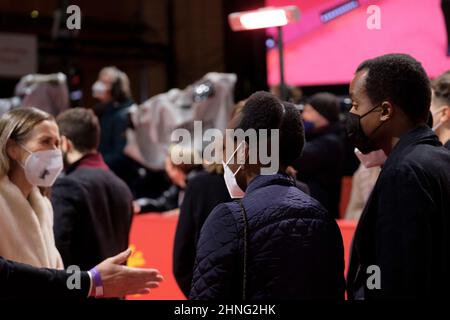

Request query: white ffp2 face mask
[
  {"left": 19, "top": 145, "right": 63, "bottom": 187},
  {"left": 355, "top": 148, "right": 387, "bottom": 169},
  {"left": 222, "top": 141, "right": 246, "bottom": 199},
  {"left": 92, "top": 81, "right": 109, "bottom": 98}
]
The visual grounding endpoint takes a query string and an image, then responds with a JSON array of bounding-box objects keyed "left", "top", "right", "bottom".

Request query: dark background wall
[{"left": 0, "top": 0, "right": 267, "bottom": 105}]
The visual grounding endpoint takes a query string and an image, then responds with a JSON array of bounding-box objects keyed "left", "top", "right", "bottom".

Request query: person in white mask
[
  {"left": 91, "top": 66, "right": 140, "bottom": 191},
  {"left": 0, "top": 107, "right": 64, "bottom": 269},
  {"left": 190, "top": 91, "right": 345, "bottom": 300},
  {"left": 0, "top": 107, "right": 165, "bottom": 299},
  {"left": 430, "top": 72, "right": 450, "bottom": 150},
  {"left": 344, "top": 148, "right": 385, "bottom": 220},
  {"left": 221, "top": 140, "right": 246, "bottom": 199}
]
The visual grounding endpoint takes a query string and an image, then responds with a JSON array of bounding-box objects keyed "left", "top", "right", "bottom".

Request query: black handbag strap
[{"left": 238, "top": 200, "right": 249, "bottom": 301}]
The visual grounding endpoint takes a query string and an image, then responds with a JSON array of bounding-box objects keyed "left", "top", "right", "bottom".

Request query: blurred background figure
[
  {"left": 0, "top": 96, "right": 21, "bottom": 116},
  {"left": 0, "top": 72, "right": 69, "bottom": 118},
  {"left": 7, "top": 73, "right": 69, "bottom": 116},
  {"left": 92, "top": 66, "right": 141, "bottom": 190},
  {"left": 292, "top": 92, "right": 344, "bottom": 219},
  {"left": 92, "top": 66, "right": 133, "bottom": 117},
  {"left": 431, "top": 71, "right": 450, "bottom": 149},
  {"left": 125, "top": 73, "right": 236, "bottom": 172},
  {"left": 136, "top": 145, "right": 203, "bottom": 214},
  {"left": 270, "top": 84, "right": 303, "bottom": 104},
  {"left": 51, "top": 108, "right": 134, "bottom": 270},
  {"left": 173, "top": 161, "right": 231, "bottom": 298},
  {"left": 125, "top": 72, "right": 236, "bottom": 200},
  {"left": 344, "top": 148, "right": 385, "bottom": 220}
]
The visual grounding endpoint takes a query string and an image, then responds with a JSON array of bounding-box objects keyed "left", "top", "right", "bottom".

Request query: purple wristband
[{"left": 89, "top": 267, "right": 104, "bottom": 298}]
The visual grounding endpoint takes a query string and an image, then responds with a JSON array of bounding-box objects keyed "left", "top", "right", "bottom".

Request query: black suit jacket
[
  {"left": 347, "top": 126, "right": 450, "bottom": 300},
  {"left": 0, "top": 257, "right": 90, "bottom": 300},
  {"left": 52, "top": 155, "right": 133, "bottom": 270},
  {"left": 173, "top": 171, "right": 232, "bottom": 298},
  {"left": 292, "top": 122, "right": 344, "bottom": 218}
]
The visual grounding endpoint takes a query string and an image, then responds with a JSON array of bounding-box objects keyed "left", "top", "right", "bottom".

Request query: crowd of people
[{"left": 0, "top": 53, "right": 449, "bottom": 300}]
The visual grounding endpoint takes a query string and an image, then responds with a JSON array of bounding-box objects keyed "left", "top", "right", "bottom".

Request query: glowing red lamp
[
  {"left": 229, "top": 6, "right": 300, "bottom": 31},
  {"left": 228, "top": 6, "right": 300, "bottom": 100}
]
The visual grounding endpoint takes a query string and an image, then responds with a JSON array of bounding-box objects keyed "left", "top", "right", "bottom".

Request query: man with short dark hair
[
  {"left": 346, "top": 54, "right": 450, "bottom": 300},
  {"left": 292, "top": 92, "right": 344, "bottom": 218},
  {"left": 52, "top": 107, "right": 134, "bottom": 270}
]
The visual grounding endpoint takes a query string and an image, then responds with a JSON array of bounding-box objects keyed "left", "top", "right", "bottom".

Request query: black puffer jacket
[{"left": 190, "top": 173, "right": 345, "bottom": 300}]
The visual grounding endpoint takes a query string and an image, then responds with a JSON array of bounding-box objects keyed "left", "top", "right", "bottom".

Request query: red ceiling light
[
  {"left": 228, "top": 6, "right": 300, "bottom": 100},
  {"left": 229, "top": 6, "right": 300, "bottom": 31}
]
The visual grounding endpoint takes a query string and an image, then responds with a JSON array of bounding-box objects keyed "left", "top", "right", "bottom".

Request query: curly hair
[
  {"left": 236, "top": 91, "right": 305, "bottom": 167},
  {"left": 356, "top": 53, "right": 431, "bottom": 123}
]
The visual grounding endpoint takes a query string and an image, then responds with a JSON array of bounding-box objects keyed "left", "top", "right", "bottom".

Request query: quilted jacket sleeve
[{"left": 189, "top": 203, "right": 241, "bottom": 300}]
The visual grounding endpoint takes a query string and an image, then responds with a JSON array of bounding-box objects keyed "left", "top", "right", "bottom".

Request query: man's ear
[
  {"left": 60, "top": 136, "right": 71, "bottom": 153},
  {"left": 380, "top": 101, "right": 394, "bottom": 122},
  {"left": 442, "top": 105, "right": 450, "bottom": 122},
  {"left": 5, "top": 139, "right": 20, "bottom": 161}
]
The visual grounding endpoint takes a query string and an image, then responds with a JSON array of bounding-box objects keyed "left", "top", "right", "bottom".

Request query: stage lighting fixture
[{"left": 228, "top": 6, "right": 300, "bottom": 100}]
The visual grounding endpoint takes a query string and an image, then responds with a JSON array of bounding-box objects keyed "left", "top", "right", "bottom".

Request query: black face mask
[{"left": 345, "top": 105, "right": 384, "bottom": 154}]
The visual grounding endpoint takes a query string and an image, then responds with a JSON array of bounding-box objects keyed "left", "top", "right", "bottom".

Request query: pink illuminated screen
[{"left": 266, "top": 0, "right": 450, "bottom": 86}]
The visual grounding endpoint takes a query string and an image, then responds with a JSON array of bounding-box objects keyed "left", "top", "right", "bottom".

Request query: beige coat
[
  {"left": 0, "top": 175, "right": 63, "bottom": 269},
  {"left": 345, "top": 165, "right": 381, "bottom": 221}
]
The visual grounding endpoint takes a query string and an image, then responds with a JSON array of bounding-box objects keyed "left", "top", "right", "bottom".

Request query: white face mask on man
[
  {"left": 18, "top": 145, "right": 63, "bottom": 187},
  {"left": 355, "top": 148, "right": 387, "bottom": 169},
  {"left": 222, "top": 141, "right": 246, "bottom": 199}
]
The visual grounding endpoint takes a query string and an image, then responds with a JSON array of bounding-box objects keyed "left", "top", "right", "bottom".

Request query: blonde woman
[{"left": 0, "top": 107, "right": 63, "bottom": 269}]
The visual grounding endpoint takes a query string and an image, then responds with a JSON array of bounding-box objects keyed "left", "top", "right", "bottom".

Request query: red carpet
[{"left": 127, "top": 214, "right": 356, "bottom": 300}]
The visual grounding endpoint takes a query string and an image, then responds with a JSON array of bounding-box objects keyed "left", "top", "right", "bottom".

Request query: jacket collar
[
  {"left": 445, "top": 139, "right": 450, "bottom": 151},
  {"left": 383, "top": 125, "right": 441, "bottom": 170},
  {"left": 65, "top": 152, "right": 109, "bottom": 174},
  {"left": 245, "top": 173, "right": 295, "bottom": 195}
]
